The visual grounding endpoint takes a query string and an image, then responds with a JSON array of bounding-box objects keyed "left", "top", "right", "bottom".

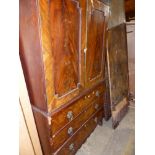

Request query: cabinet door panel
[
  {"left": 86, "top": 0, "right": 107, "bottom": 87},
  {"left": 50, "top": 0, "right": 82, "bottom": 97},
  {"left": 87, "top": 9, "right": 105, "bottom": 79},
  {"left": 40, "top": 0, "right": 87, "bottom": 111}
]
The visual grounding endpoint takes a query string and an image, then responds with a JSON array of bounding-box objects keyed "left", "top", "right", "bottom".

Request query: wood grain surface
[
  {"left": 51, "top": 83, "right": 104, "bottom": 135},
  {"left": 54, "top": 109, "right": 103, "bottom": 155},
  {"left": 51, "top": 95, "right": 104, "bottom": 152}
]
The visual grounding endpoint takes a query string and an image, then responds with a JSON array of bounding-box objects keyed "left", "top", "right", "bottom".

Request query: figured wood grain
[
  {"left": 54, "top": 109, "right": 103, "bottom": 155},
  {"left": 85, "top": 0, "right": 108, "bottom": 88},
  {"left": 50, "top": 0, "right": 81, "bottom": 96},
  {"left": 51, "top": 96, "right": 104, "bottom": 152},
  {"left": 87, "top": 9, "right": 105, "bottom": 79},
  {"left": 51, "top": 84, "right": 104, "bottom": 135},
  {"left": 38, "top": 0, "right": 87, "bottom": 112},
  {"left": 19, "top": 0, "right": 47, "bottom": 111},
  {"left": 38, "top": 0, "right": 55, "bottom": 111},
  {"left": 20, "top": 0, "right": 108, "bottom": 154}
]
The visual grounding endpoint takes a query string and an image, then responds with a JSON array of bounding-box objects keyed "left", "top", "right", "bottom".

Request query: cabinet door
[
  {"left": 39, "top": 0, "right": 86, "bottom": 111},
  {"left": 85, "top": 0, "right": 108, "bottom": 87}
]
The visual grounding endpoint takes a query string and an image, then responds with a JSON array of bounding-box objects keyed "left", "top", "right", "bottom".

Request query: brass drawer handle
[
  {"left": 68, "top": 127, "right": 73, "bottom": 136},
  {"left": 94, "top": 117, "right": 98, "bottom": 123},
  {"left": 87, "top": 95, "right": 91, "bottom": 98},
  {"left": 67, "top": 111, "right": 73, "bottom": 121},
  {"left": 95, "top": 104, "right": 99, "bottom": 110},
  {"left": 96, "top": 91, "right": 100, "bottom": 97},
  {"left": 69, "top": 143, "right": 74, "bottom": 151}
]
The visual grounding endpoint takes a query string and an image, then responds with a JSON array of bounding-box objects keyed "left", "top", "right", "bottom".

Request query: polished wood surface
[
  {"left": 51, "top": 83, "right": 104, "bottom": 135},
  {"left": 125, "top": 0, "right": 135, "bottom": 21},
  {"left": 51, "top": 95, "right": 104, "bottom": 152},
  {"left": 40, "top": 0, "right": 87, "bottom": 112},
  {"left": 50, "top": 0, "right": 81, "bottom": 96},
  {"left": 54, "top": 109, "right": 103, "bottom": 155},
  {"left": 86, "top": 0, "right": 108, "bottom": 87},
  {"left": 20, "top": 0, "right": 109, "bottom": 154},
  {"left": 19, "top": 0, "right": 47, "bottom": 112},
  {"left": 32, "top": 110, "right": 52, "bottom": 155}
]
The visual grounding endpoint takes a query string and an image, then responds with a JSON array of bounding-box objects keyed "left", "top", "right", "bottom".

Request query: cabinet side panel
[
  {"left": 32, "top": 110, "right": 52, "bottom": 155},
  {"left": 19, "top": 0, "right": 47, "bottom": 111}
]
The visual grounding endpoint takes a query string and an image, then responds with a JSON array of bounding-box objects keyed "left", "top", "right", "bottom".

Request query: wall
[
  {"left": 126, "top": 22, "right": 135, "bottom": 96},
  {"left": 19, "top": 61, "right": 43, "bottom": 155}
]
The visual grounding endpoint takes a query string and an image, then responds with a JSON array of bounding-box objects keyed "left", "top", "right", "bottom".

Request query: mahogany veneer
[{"left": 20, "top": 0, "right": 109, "bottom": 154}]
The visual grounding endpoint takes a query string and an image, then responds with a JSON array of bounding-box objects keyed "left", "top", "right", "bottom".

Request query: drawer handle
[
  {"left": 94, "top": 117, "right": 98, "bottom": 123},
  {"left": 95, "top": 104, "right": 99, "bottom": 110},
  {"left": 67, "top": 111, "right": 73, "bottom": 121},
  {"left": 69, "top": 143, "right": 74, "bottom": 151},
  {"left": 68, "top": 127, "right": 73, "bottom": 136},
  {"left": 96, "top": 91, "right": 100, "bottom": 97}
]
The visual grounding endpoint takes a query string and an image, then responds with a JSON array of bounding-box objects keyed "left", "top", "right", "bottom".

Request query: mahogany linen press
[{"left": 19, "top": 0, "right": 129, "bottom": 154}]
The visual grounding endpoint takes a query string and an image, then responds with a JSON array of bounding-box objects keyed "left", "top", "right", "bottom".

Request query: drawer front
[
  {"left": 51, "top": 84, "right": 104, "bottom": 135},
  {"left": 53, "top": 109, "right": 103, "bottom": 155},
  {"left": 51, "top": 94, "right": 104, "bottom": 152}
]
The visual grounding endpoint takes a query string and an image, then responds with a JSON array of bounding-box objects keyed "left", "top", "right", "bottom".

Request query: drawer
[
  {"left": 53, "top": 109, "right": 103, "bottom": 155},
  {"left": 51, "top": 85, "right": 104, "bottom": 135},
  {"left": 51, "top": 94, "right": 104, "bottom": 152}
]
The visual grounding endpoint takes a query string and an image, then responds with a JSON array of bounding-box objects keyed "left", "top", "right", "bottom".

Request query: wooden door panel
[
  {"left": 37, "top": 0, "right": 87, "bottom": 111},
  {"left": 87, "top": 9, "right": 105, "bottom": 80},
  {"left": 50, "top": 0, "right": 82, "bottom": 97},
  {"left": 86, "top": 0, "right": 107, "bottom": 87}
]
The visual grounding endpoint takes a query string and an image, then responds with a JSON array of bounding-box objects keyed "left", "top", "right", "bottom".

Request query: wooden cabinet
[{"left": 20, "top": 0, "right": 109, "bottom": 154}]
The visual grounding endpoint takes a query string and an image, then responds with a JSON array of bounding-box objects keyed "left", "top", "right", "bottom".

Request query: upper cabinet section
[
  {"left": 20, "top": 0, "right": 108, "bottom": 112},
  {"left": 85, "top": 0, "right": 109, "bottom": 87}
]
